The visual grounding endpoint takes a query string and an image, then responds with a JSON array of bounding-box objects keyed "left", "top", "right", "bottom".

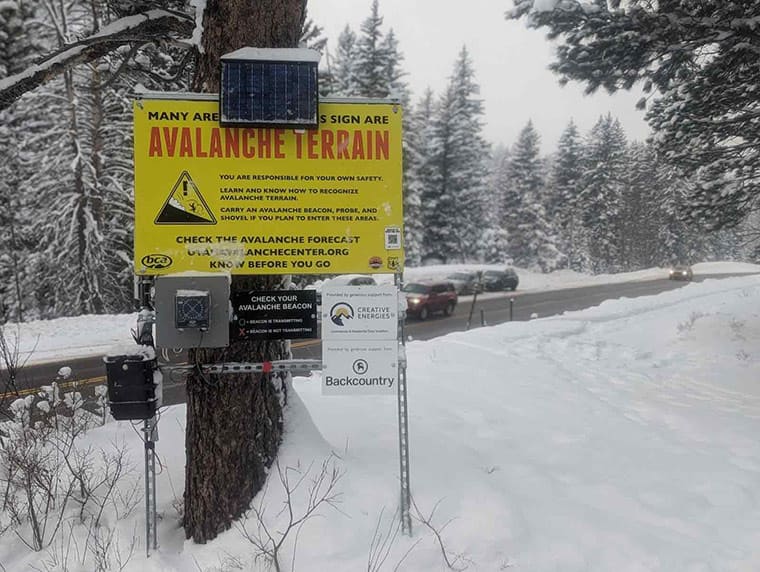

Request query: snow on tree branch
[{"left": 0, "top": 9, "right": 194, "bottom": 112}]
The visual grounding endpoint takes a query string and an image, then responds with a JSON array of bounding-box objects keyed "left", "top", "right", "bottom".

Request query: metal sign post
[
  {"left": 395, "top": 273, "right": 412, "bottom": 535},
  {"left": 144, "top": 417, "right": 158, "bottom": 556}
]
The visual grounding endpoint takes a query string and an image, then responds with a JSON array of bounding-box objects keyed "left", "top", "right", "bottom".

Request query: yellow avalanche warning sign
[
  {"left": 155, "top": 171, "right": 216, "bottom": 224},
  {"left": 133, "top": 97, "right": 404, "bottom": 275}
]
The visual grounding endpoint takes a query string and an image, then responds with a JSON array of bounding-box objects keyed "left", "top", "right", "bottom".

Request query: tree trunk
[{"left": 183, "top": 0, "right": 307, "bottom": 544}]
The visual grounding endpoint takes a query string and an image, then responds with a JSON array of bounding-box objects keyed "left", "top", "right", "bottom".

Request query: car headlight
[{"left": 408, "top": 298, "right": 421, "bottom": 305}]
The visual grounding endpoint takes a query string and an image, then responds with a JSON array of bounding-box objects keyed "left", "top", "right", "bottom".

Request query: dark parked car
[
  {"left": 482, "top": 268, "right": 519, "bottom": 291},
  {"left": 402, "top": 281, "right": 458, "bottom": 320},
  {"left": 669, "top": 265, "right": 693, "bottom": 281},
  {"left": 445, "top": 271, "right": 483, "bottom": 295}
]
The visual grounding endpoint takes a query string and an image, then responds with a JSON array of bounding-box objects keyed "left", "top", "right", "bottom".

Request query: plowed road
[{"left": 2, "top": 273, "right": 749, "bottom": 407}]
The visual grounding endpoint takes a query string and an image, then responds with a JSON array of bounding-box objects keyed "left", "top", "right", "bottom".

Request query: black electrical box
[{"left": 104, "top": 354, "right": 158, "bottom": 421}]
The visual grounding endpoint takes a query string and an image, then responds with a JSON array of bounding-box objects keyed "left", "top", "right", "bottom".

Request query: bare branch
[
  {"left": 367, "top": 507, "right": 401, "bottom": 572},
  {"left": 0, "top": 9, "right": 194, "bottom": 112},
  {"left": 410, "top": 497, "right": 470, "bottom": 571},
  {"left": 237, "top": 455, "right": 344, "bottom": 572}
]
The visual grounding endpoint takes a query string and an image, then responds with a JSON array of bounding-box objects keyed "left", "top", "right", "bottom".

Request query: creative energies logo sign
[{"left": 329, "top": 302, "right": 354, "bottom": 326}]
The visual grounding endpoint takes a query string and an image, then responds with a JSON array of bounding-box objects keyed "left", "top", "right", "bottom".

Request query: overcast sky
[{"left": 308, "top": 0, "right": 651, "bottom": 153}]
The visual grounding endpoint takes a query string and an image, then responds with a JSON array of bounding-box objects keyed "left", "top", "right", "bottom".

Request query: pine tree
[
  {"left": 353, "top": 0, "right": 389, "bottom": 98},
  {"left": 0, "top": 0, "right": 40, "bottom": 77},
  {"left": 479, "top": 146, "right": 511, "bottom": 264},
  {"left": 618, "top": 142, "right": 661, "bottom": 269},
  {"left": 300, "top": 14, "right": 327, "bottom": 53},
  {"left": 14, "top": 1, "right": 141, "bottom": 316},
  {"left": 327, "top": 25, "right": 357, "bottom": 96},
  {"left": 332, "top": 0, "right": 410, "bottom": 102},
  {"left": 404, "top": 89, "right": 436, "bottom": 266},
  {"left": 653, "top": 162, "right": 708, "bottom": 267},
  {"left": 549, "top": 120, "right": 588, "bottom": 270},
  {"left": 509, "top": 0, "right": 760, "bottom": 233},
  {"left": 425, "top": 47, "right": 490, "bottom": 262},
  {"left": 0, "top": 118, "right": 28, "bottom": 322},
  {"left": 381, "top": 29, "right": 407, "bottom": 100},
  {"left": 578, "top": 114, "right": 627, "bottom": 273},
  {"left": 0, "top": 0, "right": 43, "bottom": 321},
  {"left": 505, "top": 121, "right": 562, "bottom": 271},
  {"left": 324, "top": 3, "right": 414, "bottom": 265}
]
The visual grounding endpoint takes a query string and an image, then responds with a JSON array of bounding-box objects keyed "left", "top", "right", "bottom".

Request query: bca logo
[{"left": 141, "top": 254, "right": 173, "bottom": 269}]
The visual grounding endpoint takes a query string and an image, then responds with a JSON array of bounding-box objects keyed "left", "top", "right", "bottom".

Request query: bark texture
[
  {"left": 183, "top": 0, "right": 307, "bottom": 544},
  {"left": 191, "top": 0, "right": 307, "bottom": 92}
]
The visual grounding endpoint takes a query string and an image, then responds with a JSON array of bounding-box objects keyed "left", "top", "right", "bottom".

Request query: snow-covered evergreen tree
[
  {"left": 547, "top": 120, "right": 587, "bottom": 269},
  {"left": 478, "top": 146, "right": 511, "bottom": 264},
  {"left": 424, "top": 47, "right": 490, "bottom": 262},
  {"left": 353, "top": 0, "right": 390, "bottom": 98},
  {"left": 1, "top": 1, "right": 199, "bottom": 318},
  {"left": 578, "top": 114, "right": 627, "bottom": 273},
  {"left": 509, "top": 0, "right": 760, "bottom": 239},
  {"left": 323, "top": 3, "right": 416, "bottom": 265},
  {"left": 300, "top": 14, "right": 327, "bottom": 53},
  {"left": 327, "top": 25, "right": 357, "bottom": 96},
  {"left": 619, "top": 142, "right": 662, "bottom": 269},
  {"left": 15, "top": 1, "right": 138, "bottom": 316},
  {"left": 0, "top": 0, "right": 40, "bottom": 78},
  {"left": 0, "top": 118, "right": 28, "bottom": 323},
  {"left": 403, "top": 89, "right": 437, "bottom": 266},
  {"left": 0, "top": 0, "right": 45, "bottom": 321},
  {"left": 381, "top": 29, "right": 408, "bottom": 100},
  {"left": 505, "top": 121, "right": 562, "bottom": 271},
  {"left": 327, "top": 0, "right": 409, "bottom": 102},
  {"left": 653, "top": 161, "right": 710, "bottom": 267}
]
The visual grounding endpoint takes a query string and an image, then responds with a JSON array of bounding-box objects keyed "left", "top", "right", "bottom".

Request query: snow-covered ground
[
  {"left": 2, "top": 264, "right": 760, "bottom": 570},
  {"left": 6, "top": 261, "right": 759, "bottom": 365}
]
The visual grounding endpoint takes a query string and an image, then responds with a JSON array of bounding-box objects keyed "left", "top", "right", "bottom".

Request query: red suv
[{"left": 402, "top": 280, "right": 458, "bottom": 320}]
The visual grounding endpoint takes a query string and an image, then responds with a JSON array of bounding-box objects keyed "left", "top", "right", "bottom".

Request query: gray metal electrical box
[{"left": 155, "top": 274, "right": 230, "bottom": 348}]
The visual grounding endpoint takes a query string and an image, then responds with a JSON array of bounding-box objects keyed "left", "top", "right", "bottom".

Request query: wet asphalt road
[{"left": 3, "top": 273, "right": 751, "bottom": 407}]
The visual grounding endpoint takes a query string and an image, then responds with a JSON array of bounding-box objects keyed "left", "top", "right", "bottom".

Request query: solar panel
[{"left": 220, "top": 48, "right": 320, "bottom": 128}]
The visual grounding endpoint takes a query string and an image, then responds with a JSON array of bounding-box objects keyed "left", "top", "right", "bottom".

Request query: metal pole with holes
[
  {"left": 144, "top": 417, "right": 158, "bottom": 556},
  {"left": 395, "top": 273, "right": 412, "bottom": 535}
]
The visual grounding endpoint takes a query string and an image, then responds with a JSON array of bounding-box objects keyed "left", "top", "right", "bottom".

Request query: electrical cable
[
  {"left": 129, "top": 420, "right": 148, "bottom": 444},
  {"left": 193, "top": 331, "right": 216, "bottom": 388}
]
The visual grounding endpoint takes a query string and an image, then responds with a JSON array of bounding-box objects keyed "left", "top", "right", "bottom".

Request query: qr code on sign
[{"left": 385, "top": 226, "right": 401, "bottom": 249}]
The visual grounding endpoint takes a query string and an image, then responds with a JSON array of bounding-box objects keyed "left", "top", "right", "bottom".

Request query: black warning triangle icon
[{"left": 155, "top": 171, "right": 216, "bottom": 225}]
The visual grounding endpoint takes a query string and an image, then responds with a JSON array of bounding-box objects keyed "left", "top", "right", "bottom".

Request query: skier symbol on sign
[
  {"left": 352, "top": 359, "right": 369, "bottom": 375},
  {"left": 155, "top": 171, "right": 216, "bottom": 225}
]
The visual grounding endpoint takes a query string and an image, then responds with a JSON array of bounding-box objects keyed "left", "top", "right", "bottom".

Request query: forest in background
[{"left": 0, "top": 0, "right": 754, "bottom": 323}]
